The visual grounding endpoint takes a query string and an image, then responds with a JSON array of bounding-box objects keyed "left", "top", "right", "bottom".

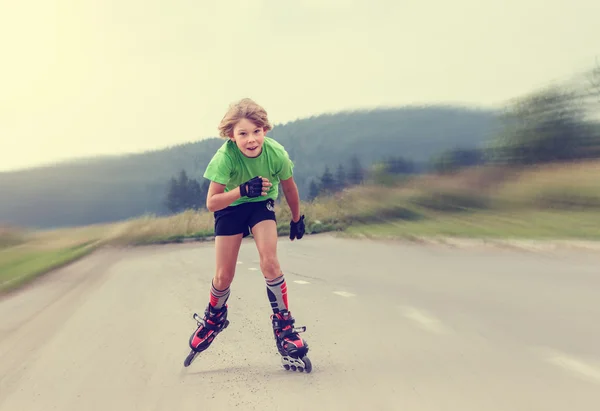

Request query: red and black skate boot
[
  {"left": 271, "top": 310, "right": 312, "bottom": 373},
  {"left": 183, "top": 303, "right": 229, "bottom": 367}
]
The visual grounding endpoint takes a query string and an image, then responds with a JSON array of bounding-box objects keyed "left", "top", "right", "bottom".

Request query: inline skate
[
  {"left": 183, "top": 303, "right": 229, "bottom": 367},
  {"left": 271, "top": 310, "right": 312, "bottom": 373}
]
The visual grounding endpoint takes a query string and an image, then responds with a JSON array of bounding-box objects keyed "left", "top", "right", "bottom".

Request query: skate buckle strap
[
  {"left": 278, "top": 325, "right": 307, "bottom": 339},
  {"left": 193, "top": 313, "right": 226, "bottom": 331},
  {"left": 293, "top": 326, "right": 306, "bottom": 333},
  {"left": 272, "top": 313, "right": 295, "bottom": 327}
]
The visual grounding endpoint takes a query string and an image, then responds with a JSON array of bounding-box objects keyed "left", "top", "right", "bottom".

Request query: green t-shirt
[{"left": 203, "top": 137, "right": 294, "bottom": 207}]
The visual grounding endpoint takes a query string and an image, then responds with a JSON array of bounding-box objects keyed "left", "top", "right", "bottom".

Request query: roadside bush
[
  {"left": 409, "top": 189, "right": 490, "bottom": 212},
  {"left": 534, "top": 187, "right": 600, "bottom": 210},
  {"left": 0, "top": 226, "right": 27, "bottom": 248}
]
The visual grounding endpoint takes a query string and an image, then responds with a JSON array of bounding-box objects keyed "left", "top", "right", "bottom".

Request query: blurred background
[
  {"left": 2, "top": 3, "right": 600, "bottom": 410},
  {"left": 1, "top": 0, "right": 600, "bottom": 291}
]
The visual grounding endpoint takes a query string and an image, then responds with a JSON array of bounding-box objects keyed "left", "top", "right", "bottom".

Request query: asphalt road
[{"left": 1, "top": 234, "right": 599, "bottom": 410}]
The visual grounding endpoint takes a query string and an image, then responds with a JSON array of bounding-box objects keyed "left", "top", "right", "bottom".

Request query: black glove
[
  {"left": 289, "top": 215, "right": 305, "bottom": 240},
  {"left": 239, "top": 176, "right": 264, "bottom": 198}
]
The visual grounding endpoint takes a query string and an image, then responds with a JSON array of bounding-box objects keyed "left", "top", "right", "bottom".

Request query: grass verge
[
  {"left": 342, "top": 210, "right": 600, "bottom": 241},
  {"left": 0, "top": 241, "right": 98, "bottom": 295}
]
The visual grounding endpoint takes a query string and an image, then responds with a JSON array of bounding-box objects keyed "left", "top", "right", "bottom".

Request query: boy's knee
[
  {"left": 214, "top": 268, "right": 235, "bottom": 289},
  {"left": 260, "top": 255, "right": 281, "bottom": 279}
]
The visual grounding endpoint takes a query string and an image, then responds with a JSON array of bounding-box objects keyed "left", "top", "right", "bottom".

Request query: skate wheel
[
  {"left": 302, "top": 356, "right": 312, "bottom": 373},
  {"left": 291, "top": 365, "right": 297, "bottom": 371},
  {"left": 183, "top": 350, "right": 197, "bottom": 367},
  {"left": 283, "top": 364, "right": 290, "bottom": 370}
]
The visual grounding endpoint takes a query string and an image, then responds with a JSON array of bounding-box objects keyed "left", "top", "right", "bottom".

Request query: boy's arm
[
  {"left": 206, "top": 177, "right": 272, "bottom": 212},
  {"left": 280, "top": 176, "right": 301, "bottom": 222},
  {"left": 206, "top": 181, "right": 240, "bottom": 212}
]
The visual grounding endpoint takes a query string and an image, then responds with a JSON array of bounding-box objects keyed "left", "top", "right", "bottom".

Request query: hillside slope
[{"left": 0, "top": 105, "right": 499, "bottom": 229}]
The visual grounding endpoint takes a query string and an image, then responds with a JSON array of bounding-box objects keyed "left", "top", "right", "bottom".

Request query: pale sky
[{"left": 1, "top": 0, "right": 598, "bottom": 172}]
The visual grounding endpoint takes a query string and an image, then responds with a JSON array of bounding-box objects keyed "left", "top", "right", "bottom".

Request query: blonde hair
[{"left": 218, "top": 98, "right": 273, "bottom": 138}]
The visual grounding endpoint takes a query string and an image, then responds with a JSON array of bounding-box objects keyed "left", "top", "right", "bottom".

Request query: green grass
[
  {"left": 343, "top": 210, "right": 600, "bottom": 241},
  {"left": 0, "top": 242, "right": 97, "bottom": 295}
]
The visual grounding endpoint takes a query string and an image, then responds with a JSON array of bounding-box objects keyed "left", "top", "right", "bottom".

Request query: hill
[{"left": 0, "top": 105, "right": 499, "bottom": 229}]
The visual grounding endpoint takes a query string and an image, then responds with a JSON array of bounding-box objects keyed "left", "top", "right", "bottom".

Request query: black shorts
[{"left": 214, "top": 198, "right": 277, "bottom": 237}]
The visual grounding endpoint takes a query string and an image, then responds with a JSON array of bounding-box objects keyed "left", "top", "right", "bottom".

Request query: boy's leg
[
  {"left": 250, "top": 209, "right": 309, "bottom": 366},
  {"left": 248, "top": 200, "right": 287, "bottom": 313},
  {"left": 188, "top": 234, "right": 243, "bottom": 354},
  {"left": 251, "top": 219, "right": 288, "bottom": 312},
  {"left": 211, "top": 233, "right": 244, "bottom": 307},
  {"left": 188, "top": 204, "right": 248, "bottom": 355},
  {"left": 209, "top": 203, "right": 249, "bottom": 307}
]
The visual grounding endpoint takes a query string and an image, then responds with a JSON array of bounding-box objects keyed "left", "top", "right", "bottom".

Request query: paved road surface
[{"left": 1, "top": 234, "right": 599, "bottom": 410}]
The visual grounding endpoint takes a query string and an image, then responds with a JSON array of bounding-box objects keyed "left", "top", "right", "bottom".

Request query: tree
[
  {"left": 201, "top": 178, "right": 210, "bottom": 198},
  {"left": 382, "top": 156, "right": 415, "bottom": 174},
  {"left": 335, "top": 164, "right": 347, "bottom": 188},
  {"left": 489, "top": 84, "right": 592, "bottom": 165},
  {"left": 186, "top": 178, "right": 203, "bottom": 208},
  {"left": 319, "top": 166, "right": 336, "bottom": 194},
  {"left": 587, "top": 57, "right": 600, "bottom": 103},
  {"left": 165, "top": 169, "right": 207, "bottom": 213},
  {"left": 347, "top": 155, "right": 364, "bottom": 185},
  {"left": 431, "top": 148, "right": 485, "bottom": 174},
  {"left": 308, "top": 179, "right": 320, "bottom": 201},
  {"left": 165, "top": 177, "right": 182, "bottom": 213}
]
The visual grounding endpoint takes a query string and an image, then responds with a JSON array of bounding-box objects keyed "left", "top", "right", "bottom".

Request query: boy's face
[{"left": 230, "top": 118, "right": 266, "bottom": 158}]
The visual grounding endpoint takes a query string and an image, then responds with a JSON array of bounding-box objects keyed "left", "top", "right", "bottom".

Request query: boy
[{"left": 183, "top": 98, "right": 312, "bottom": 373}]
